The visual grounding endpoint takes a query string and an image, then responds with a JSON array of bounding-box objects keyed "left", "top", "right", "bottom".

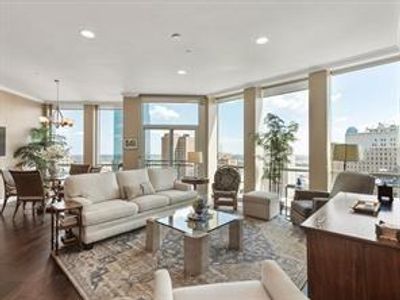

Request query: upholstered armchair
[
  {"left": 290, "top": 171, "right": 375, "bottom": 225},
  {"left": 212, "top": 166, "right": 241, "bottom": 210},
  {"left": 154, "top": 260, "right": 308, "bottom": 300}
]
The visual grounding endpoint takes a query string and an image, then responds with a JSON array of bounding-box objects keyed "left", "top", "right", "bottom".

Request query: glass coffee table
[{"left": 146, "top": 206, "right": 243, "bottom": 276}]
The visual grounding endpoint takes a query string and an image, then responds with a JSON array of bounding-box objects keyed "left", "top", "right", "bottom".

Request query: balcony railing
[{"left": 145, "top": 159, "right": 195, "bottom": 178}]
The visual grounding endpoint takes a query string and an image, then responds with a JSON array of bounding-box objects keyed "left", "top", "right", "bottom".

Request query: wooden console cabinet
[{"left": 302, "top": 193, "right": 400, "bottom": 300}]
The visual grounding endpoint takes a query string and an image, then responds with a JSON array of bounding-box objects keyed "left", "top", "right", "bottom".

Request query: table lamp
[
  {"left": 188, "top": 151, "right": 203, "bottom": 178},
  {"left": 332, "top": 143, "right": 359, "bottom": 171}
]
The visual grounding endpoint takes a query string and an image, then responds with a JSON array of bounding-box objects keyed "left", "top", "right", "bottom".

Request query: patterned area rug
[{"left": 54, "top": 216, "right": 306, "bottom": 300}]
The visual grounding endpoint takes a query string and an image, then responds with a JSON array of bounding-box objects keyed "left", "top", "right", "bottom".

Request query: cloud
[
  {"left": 266, "top": 92, "right": 307, "bottom": 113},
  {"left": 331, "top": 91, "right": 342, "bottom": 103},
  {"left": 149, "top": 105, "right": 180, "bottom": 121}
]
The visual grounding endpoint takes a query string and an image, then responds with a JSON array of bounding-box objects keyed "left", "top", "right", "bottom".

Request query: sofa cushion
[
  {"left": 141, "top": 182, "right": 156, "bottom": 195},
  {"left": 64, "top": 172, "right": 120, "bottom": 203},
  {"left": 157, "top": 189, "right": 197, "bottom": 205},
  {"left": 82, "top": 200, "right": 139, "bottom": 226},
  {"left": 173, "top": 281, "right": 270, "bottom": 300},
  {"left": 116, "top": 169, "right": 150, "bottom": 199},
  {"left": 124, "top": 185, "right": 143, "bottom": 200},
  {"left": 132, "top": 194, "right": 169, "bottom": 212},
  {"left": 148, "top": 168, "right": 177, "bottom": 192}
]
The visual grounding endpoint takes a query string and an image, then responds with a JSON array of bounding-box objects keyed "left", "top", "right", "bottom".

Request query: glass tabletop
[{"left": 156, "top": 206, "right": 241, "bottom": 238}]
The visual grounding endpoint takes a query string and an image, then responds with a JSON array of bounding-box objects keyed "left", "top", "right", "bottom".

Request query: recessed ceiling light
[
  {"left": 80, "top": 29, "right": 96, "bottom": 39},
  {"left": 177, "top": 70, "right": 187, "bottom": 75},
  {"left": 170, "top": 33, "right": 182, "bottom": 41},
  {"left": 255, "top": 36, "right": 269, "bottom": 45}
]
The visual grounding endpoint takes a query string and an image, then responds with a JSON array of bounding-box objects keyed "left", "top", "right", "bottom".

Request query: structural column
[
  {"left": 123, "top": 95, "right": 142, "bottom": 169},
  {"left": 309, "top": 70, "right": 331, "bottom": 190},
  {"left": 83, "top": 104, "right": 98, "bottom": 166},
  {"left": 243, "top": 87, "right": 263, "bottom": 192},
  {"left": 205, "top": 96, "right": 217, "bottom": 197}
]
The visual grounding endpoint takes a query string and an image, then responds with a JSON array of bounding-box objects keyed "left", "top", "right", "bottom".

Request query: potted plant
[
  {"left": 13, "top": 124, "right": 69, "bottom": 177},
  {"left": 255, "top": 113, "right": 298, "bottom": 194}
]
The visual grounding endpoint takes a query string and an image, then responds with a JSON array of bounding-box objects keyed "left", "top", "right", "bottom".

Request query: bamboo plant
[{"left": 255, "top": 113, "right": 298, "bottom": 194}]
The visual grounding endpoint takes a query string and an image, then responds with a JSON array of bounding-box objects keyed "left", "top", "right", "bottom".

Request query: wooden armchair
[
  {"left": 212, "top": 166, "right": 241, "bottom": 210},
  {"left": 290, "top": 171, "right": 375, "bottom": 225},
  {"left": 1, "top": 169, "right": 17, "bottom": 214},
  {"left": 10, "top": 170, "right": 47, "bottom": 218}
]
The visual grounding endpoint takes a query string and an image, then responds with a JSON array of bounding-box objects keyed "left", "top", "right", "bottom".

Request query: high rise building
[
  {"left": 161, "top": 133, "right": 195, "bottom": 176},
  {"left": 343, "top": 123, "right": 400, "bottom": 174}
]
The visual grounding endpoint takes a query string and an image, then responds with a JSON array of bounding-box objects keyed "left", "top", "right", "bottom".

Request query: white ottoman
[{"left": 243, "top": 191, "right": 280, "bottom": 221}]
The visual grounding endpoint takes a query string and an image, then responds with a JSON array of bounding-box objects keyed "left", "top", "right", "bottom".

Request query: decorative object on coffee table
[
  {"left": 191, "top": 197, "right": 208, "bottom": 218},
  {"left": 181, "top": 176, "right": 209, "bottom": 190},
  {"left": 51, "top": 201, "right": 83, "bottom": 255},
  {"left": 146, "top": 206, "right": 243, "bottom": 276}
]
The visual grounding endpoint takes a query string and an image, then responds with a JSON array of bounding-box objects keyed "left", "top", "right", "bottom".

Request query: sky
[{"left": 57, "top": 60, "right": 400, "bottom": 161}]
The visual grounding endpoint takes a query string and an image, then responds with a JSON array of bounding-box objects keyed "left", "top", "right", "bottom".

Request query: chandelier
[{"left": 39, "top": 79, "right": 74, "bottom": 128}]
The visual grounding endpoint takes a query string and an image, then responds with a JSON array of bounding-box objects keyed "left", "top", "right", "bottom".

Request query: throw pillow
[
  {"left": 140, "top": 182, "right": 155, "bottom": 195},
  {"left": 124, "top": 185, "right": 142, "bottom": 200}
]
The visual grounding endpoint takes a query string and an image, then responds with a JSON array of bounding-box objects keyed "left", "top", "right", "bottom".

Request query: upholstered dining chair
[
  {"left": 0, "top": 169, "right": 17, "bottom": 214},
  {"left": 212, "top": 166, "right": 241, "bottom": 210},
  {"left": 69, "top": 163, "right": 91, "bottom": 175},
  {"left": 290, "top": 171, "right": 375, "bottom": 225},
  {"left": 10, "top": 170, "right": 47, "bottom": 218}
]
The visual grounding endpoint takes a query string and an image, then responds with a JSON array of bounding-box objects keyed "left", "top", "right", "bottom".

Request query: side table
[
  {"left": 50, "top": 201, "right": 83, "bottom": 255},
  {"left": 181, "top": 177, "right": 209, "bottom": 190}
]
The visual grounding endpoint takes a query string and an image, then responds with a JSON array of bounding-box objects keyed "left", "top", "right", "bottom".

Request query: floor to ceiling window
[
  {"left": 55, "top": 108, "right": 84, "bottom": 163},
  {"left": 54, "top": 108, "right": 84, "bottom": 175},
  {"left": 331, "top": 61, "right": 400, "bottom": 190},
  {"left": 217, "top": 97, "right": 244, "bottom": 192},
  {"left": 261, "top": 86, "right": 309, "bottom": 193},
  {"left": 143, "top": 102, "right": 199, "bottom": 178},
  {"left": 98, "top": 107, "right": 123, "bottom": 171}
]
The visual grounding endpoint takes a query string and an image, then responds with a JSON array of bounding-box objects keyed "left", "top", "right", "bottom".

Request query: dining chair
[
  {"left": 1, "top": 169, "right": 17, "bottom": 214},
  {"left": 10, "top": 170, "right": 47, "bottom": 218},
  {"left": 69, "top": 164, "right": 91, "bottom": 175}
]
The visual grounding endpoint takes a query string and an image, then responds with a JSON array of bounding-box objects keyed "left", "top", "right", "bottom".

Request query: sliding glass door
[
  {"left": 142, "top": 101, "right": 199, "bottom": 178},
  {"left": 144, "top": 128, "right": 196, "bottom": 177}
]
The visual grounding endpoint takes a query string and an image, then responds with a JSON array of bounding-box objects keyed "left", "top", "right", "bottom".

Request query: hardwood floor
[{"left": 0, "top": 201, "right": 80, "bottom": 300}]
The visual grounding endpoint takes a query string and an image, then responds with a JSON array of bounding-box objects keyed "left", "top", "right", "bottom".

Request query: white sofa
[
  {"left": 64, "top": 168, "right": 197, "bottom": 245},
  {"left": 154, "top": 260, "right": 308, "bottom": 300}
]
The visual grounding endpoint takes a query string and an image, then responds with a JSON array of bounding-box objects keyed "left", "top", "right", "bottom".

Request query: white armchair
[{"left": 154, "top": 260, "right": 308, "bottom": 300}]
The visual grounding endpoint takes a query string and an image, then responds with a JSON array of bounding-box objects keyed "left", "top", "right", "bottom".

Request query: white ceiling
[{"left": 0, "top": 0, "right": 399, "bottom": 102}]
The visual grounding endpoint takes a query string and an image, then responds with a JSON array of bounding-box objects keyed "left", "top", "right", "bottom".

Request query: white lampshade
[{"left": 188, "top": 151, "right": 203, "bottom": 164}]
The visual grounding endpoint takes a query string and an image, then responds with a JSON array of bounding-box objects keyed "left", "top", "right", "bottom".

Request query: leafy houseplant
[
  {"left": 255, "top": 113, "right": 299, "bottom": 194},
  {"left": 13, "top": 124, "right": 69, "bottom": 176}
]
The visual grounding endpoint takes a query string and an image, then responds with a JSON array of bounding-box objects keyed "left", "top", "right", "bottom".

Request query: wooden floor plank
[{"left": 0, "top": 202, "right": 81, "bottom": 300}]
